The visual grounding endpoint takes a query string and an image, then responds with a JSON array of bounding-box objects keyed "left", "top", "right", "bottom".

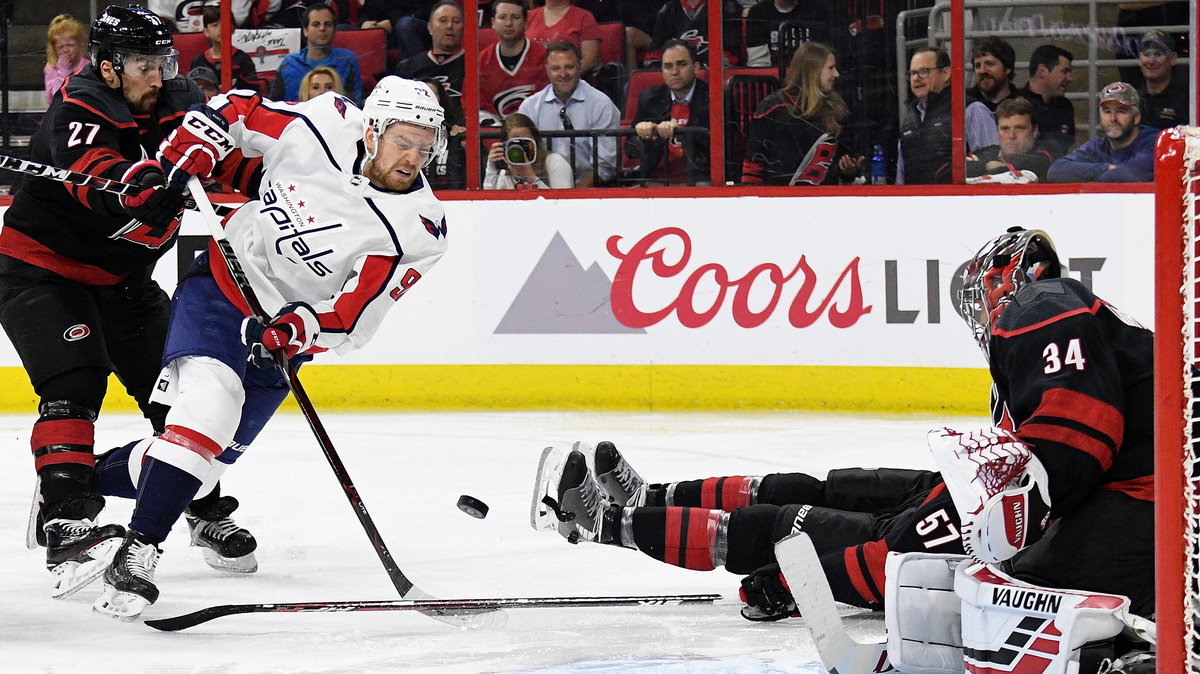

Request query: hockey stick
[
  {"left": 775, "top": 533, "right": 892, "bottom": 674},
  {"left": 144, "top": 593, "right": 723, "bottom": 631},
  {"left": 0, "top": 154, "right": 234, "bottom": 215},
  {"left": 185, "top": 179, "right": 502, "bottom": 630}
]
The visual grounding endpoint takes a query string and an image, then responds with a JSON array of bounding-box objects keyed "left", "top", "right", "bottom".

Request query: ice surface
[{"left": 0, "top": 409, "right": 982, "bottom": 672}]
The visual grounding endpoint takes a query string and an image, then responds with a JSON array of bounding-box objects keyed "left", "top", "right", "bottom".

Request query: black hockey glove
[
  {"left": 738, "top": 563, "right": 798, "bottom": 622},
  {"left": 120, "top": 159, "right": 186, "bottom": 235}
]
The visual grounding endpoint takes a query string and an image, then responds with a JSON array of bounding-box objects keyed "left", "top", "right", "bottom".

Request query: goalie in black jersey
[
  {"left": 0, "top": 5, "right": 258, "bottom": 601},
  {"left": 533, "top": 227, "right": 1156, "bottom": 635}
]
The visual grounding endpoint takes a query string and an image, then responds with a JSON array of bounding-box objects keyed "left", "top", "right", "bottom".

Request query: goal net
[{"left": 1155, "top": 125, "right": 1200, "bottom": 673}]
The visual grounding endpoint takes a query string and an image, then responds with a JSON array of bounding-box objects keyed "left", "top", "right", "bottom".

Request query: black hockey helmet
[
  {"left": 89, "top": 5, "right": 178, "bottom": 78},
  {"left": 957, "top": 227, "right": 1061, "bottom": 355}
]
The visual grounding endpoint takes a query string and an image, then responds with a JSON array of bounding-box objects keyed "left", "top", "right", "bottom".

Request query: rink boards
[{"left": 0, "top": 191, "right": 1154, "bottom": 413}]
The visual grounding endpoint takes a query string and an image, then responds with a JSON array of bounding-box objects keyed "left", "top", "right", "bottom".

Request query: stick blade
[
  {"left": 145, "top": 604, "right": 257, "bottom": 631},
  {"left": 775, "top": 533, "right": 889, "bottom": 674}
]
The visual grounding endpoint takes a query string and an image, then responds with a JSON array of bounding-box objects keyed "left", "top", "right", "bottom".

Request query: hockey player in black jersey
[
  {"left": 533, "top": 227, "right": 1156, "bottom": 633},
  {"left": 0, "top": 5, "right": 256, "bottom": 599}
]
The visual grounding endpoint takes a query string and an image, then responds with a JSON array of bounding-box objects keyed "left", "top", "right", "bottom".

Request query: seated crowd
[{"left": 48, "top": 1, "right": 1189, "bottom": 189}]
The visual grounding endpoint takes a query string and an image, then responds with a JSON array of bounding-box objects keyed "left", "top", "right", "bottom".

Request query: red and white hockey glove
[
  {"left": 159, "top": 106, "right": 235, "bottom": 190},
  {"left": 240, "top": 302, "right": 320, "bottom": 368},
  {"left": 119, "top": 159, "right": 187, "bottom": 235},
  {"left": 738, "top": 563, "right": 798, "bottom": 622},
  {"left": 928, "top": 427, "right": 1052, "bottom": 564}
]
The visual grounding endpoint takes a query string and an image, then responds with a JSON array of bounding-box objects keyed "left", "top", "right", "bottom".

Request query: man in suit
[{"left": 628, "top": 39, "right": 710, "bottom": 185}]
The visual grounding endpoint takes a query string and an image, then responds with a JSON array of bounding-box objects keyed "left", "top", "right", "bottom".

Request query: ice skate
[
  {"left": 591, "top": 441, "right": 647, "bottom": 506},
  {"left": 40, "top": 492, "right": 126, "bottom": 599},
  {"left": 45, "top": 517, "right": 127, "bottom": 599},
  {"left": 530, "top": 443, "right": 616, "bottom": 544},
  {"left": 93, "top": 531, "right": 161, "bottom": 621},
  {"left": 185, "top": 495, "right": 258, "bottom": 573}
]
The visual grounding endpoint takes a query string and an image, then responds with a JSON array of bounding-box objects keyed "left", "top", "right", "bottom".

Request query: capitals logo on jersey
[{"left": 421, "top": 214, "right": 447, "bottom": 239}]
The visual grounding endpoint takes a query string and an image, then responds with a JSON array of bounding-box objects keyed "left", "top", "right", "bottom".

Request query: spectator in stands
[
  {"left": 527, "top": 0, "right": 603, "bottom": 73},
  {"left": 621, "top": 0, "right": 668, "bottom": 73},
  {"left": 967, "top": 97, "right": 1055, "bottom": 183},
  {"left": 484, "top": 112, "right": 574, "bottom": 189},
  {"left": 646, "top": 0, "right": 710, "bottom": 66},
  {"left": 187, "top": 66, "right": 221, "bottom": 100},
  {"left": 272, "top": 3, "right": 364, "bottom": 105},
  {"left": 1136, "top": 30, "right": 1189, "bottom": 130},
  {"left": 479, "top": 0, "right": 550, "bottom": 124},
  {"left": 1047, "top": 82, "right": 1158, "bottom": 183},
  {"left": 1114, "top": 1, "right": 1190, "bottom": 87},
  {"left": 417, "top": 77, "right": 466, "bottom": 190},
  {"left": 896, "top": 46, "right": 998, "bottom": 184},
  {"left": 1013, "top": 45, "right": 1075, "bottom": 158},
  {"left": 191, "top": 7, "right": 265, "bottom": 94},
  {"left": 967, "top": 36, "right": 1016, "bottom": 113},
  {"left": 742, "top": 0, "right": 834, "bottom": 69},
  {"left": 627, "top": 39, "right": 710, "bottom": 185},
  {"left": 517, "top": 41, "right": 620, "bottom": 187},
  {"left": 298, "top": 65, "right": 345, "bottom": 101},
  {"left": 360, "top": 0, "right": 439, "bottom": 60},
  {"left": 44, "top": 14, "right": 89, "bottom": 105},
  {"left": 741, "top": 42, "right": 860, "bottom": 185},
  {"left": 396, "top": 1, "right": 466, "bottom": 128}
]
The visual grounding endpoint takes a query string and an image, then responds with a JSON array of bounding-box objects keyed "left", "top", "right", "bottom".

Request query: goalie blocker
[{"left": 881, "top": 551, "right": 1153, "bottom": 674}]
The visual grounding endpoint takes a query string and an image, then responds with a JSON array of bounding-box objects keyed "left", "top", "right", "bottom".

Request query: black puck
[{"left": 457, "top": 494, "right": 489, "bottom": 519}]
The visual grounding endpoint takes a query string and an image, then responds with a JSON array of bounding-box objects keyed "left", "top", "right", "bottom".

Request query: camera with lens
[{"left": 503, "top": 137, "right": 538, "bottom": 165}]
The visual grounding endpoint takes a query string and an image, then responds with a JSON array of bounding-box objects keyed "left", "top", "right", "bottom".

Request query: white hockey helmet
[{"left": 362, "top": 76, "right": 446, "bottom": 169}]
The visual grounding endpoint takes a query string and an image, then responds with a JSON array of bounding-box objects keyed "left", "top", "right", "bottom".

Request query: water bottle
[{"left": 871, "top": 144, "right": 887, "bottom": 185}]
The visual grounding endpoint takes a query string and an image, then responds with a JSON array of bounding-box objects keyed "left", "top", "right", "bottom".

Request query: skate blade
[
  {"left": 530, "top": 446, "right": 569, "bottom": 532},
  {"left": 200, "top": 548, "right": 258, "bottom": 573},
  {"left": 50, "top": 536, "right": 123, "bottom": 600},
  {"left": 26, "top": 476, "right": 42, "bottom": 550},
  {"left": 93, "top": 584, "right": 153, "bottom": 622}
]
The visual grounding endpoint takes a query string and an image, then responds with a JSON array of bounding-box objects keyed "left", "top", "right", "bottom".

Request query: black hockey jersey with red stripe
[
  {"left": 0, "top": 68, "right": 202, "bottom": 284},
  {"left": 988, "top": 277, "right": 1154, "bottom": 512},
  {"left": 741, "top": 91, "right": 844, "bottom": 186}
]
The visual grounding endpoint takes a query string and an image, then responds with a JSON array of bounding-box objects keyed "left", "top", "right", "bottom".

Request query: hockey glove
[
  {"left": 119, "top": 159, "right": 187, "bottom": 235},
  {"left": 159, "top": 106, "right": 235, "bottom": 190},
  {"left": 928, "top": 427, "right": 1052, "bottom": 564},
  {"left": 240, "top": 302, "right": 320, "bottom": 368},
  {"left": 738, "top": 563, "right": 798, "bottom": 622}
]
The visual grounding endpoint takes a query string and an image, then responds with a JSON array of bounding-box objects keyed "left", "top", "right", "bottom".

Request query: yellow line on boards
[{"left": 0, "top": 365, "right": 990, "bottom": 414}]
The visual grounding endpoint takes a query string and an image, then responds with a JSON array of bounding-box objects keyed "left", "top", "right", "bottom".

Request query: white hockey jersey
[{"left": 202, "top": 89, "right": 448, "bottom": 355}]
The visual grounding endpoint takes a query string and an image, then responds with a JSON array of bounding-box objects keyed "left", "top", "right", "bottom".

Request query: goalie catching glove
[
  {"left": 159, "top": 105, "right": 235, "bottom": 189},
  {"left": 738, "top": 563, "right": 798, "bottom": 621},
  {"left": 928, "top": 427, "right": 1051, "bottom": 564},
  {"left": 119, "top": 159, "right": 186, "bottom": 234},
  {"left": 241, "top": 302, "right": 320, "bottom": 368}
]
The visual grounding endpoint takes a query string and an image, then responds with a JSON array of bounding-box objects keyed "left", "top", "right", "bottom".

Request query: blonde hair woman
[
  {"left": 741, "top": 42, "right": 863, "bottom": 185},
  {"left": 298, "top": 66, "right": 344, "bottom": 101},
  {"left": 484, "top": 113, "right": 573, "bottom": 190},
  {"left": 44, "top": 14, "right": 89, "bottom": 103}
]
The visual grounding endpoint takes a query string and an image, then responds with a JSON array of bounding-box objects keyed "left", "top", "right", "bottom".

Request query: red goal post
[{"left": 1155, "top": 126, "right": 1200, "bottom": 673}]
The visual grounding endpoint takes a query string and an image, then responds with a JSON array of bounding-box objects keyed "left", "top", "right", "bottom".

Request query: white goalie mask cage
[{"left": 362, "top": 76, "right": 447, "bottom": 169}]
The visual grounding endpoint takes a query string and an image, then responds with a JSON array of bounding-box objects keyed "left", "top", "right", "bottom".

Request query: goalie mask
[
  {"left": 362, "top": 76, "right": 446, "bottom": 169},
  {"left": 957, "top": 227, "right": 1061, "bottom": 355},
  {"left": 89, "top": 5, "right": 179, "bottom": 80}
]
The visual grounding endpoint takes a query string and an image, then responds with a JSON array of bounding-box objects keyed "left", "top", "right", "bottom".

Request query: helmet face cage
[
  {"left": 362, "top": 76, "right": 447, "bottom": 170},
  {"left": 957, "top": 228, "right": 1060, "bottom": 354}
]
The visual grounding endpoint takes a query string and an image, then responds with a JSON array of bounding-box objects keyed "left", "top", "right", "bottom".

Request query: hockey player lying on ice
[
  {"left": 533, "top": 228, "right": 1156, "bottom": 672},
  {"left": 68, "top": 75, "right": 449, "bottom": 621}
]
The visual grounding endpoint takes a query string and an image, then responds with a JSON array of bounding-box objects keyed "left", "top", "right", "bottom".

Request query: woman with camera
[{"left": 484, "top": 113, "right": 574, "bottom": 190}]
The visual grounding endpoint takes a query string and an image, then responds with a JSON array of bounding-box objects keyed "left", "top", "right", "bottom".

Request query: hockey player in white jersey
[{"left": 88, "top": 76, "right": 449, "bottom": 620}]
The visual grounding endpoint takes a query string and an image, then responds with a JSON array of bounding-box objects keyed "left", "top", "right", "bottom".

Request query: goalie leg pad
[
  {"left": 955, "top": 561, "right": 1132, "bottom": 673},
  {"left": 884, "top": 552, "right": 968, "bottom": 674}
]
